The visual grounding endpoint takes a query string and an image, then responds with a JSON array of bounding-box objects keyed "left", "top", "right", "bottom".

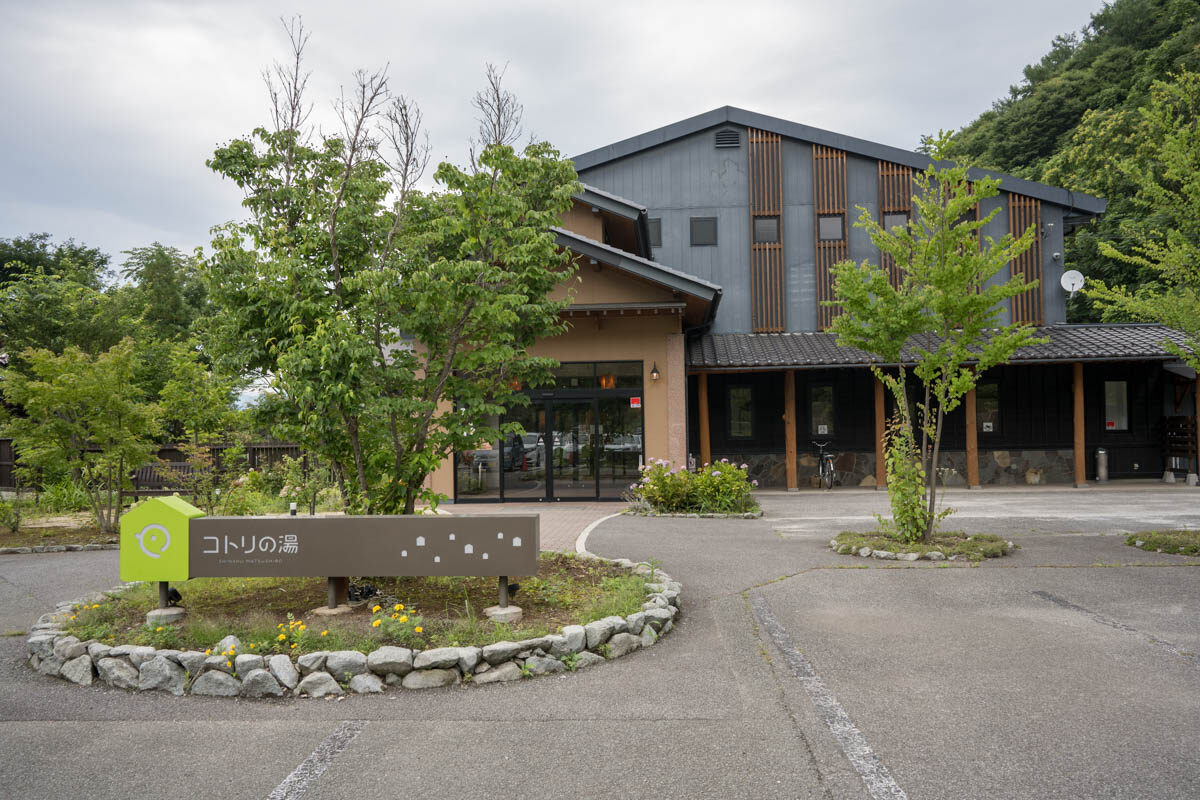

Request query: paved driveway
[{"left": 0, "top": 485, "right": 1197, "bottom": 799}]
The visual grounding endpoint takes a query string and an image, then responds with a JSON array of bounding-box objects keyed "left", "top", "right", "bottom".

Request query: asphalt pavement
[{"left": 1, "top": 484, "right": 1197, "bottom": 799}]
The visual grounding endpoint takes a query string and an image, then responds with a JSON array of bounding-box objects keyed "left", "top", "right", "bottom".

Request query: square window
[
  {"left": 647, "top": 218, "right": 662, "bottom": 248},
  {"left": 883, "top": 212, "right": 909, "bottom": 232},
  {"left": 1104, "top": 381, "right": 1128, "bottom": 431},
  {"left": 818, "top": 214, "right": 844, "bottom": 241},
  {"left": 728, "top": 386, "right": 753, "bottom": 438},
  {"left": 811, "top": 385, "right": 834, "bottom": 436},
  {"left": 691, "top": 217, "right": 718, "bottom": 246},
  {"left": 753, "top": 216, "right": 780, "bottom": 244},
  {"left": 976, "top": 383, "right": 999, "bottom": 433}
]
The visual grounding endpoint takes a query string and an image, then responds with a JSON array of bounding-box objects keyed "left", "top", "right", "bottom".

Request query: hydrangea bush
[{"left": 626, "top": 458, "right": 759, "bottom": 514}]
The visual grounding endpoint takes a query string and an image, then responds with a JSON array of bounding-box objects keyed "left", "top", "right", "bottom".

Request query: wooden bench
[{"left": 122, "top": 462, "right": 194, "bottom": 501}]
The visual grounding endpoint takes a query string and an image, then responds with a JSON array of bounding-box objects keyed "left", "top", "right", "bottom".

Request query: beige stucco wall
[
  {"left": 560, "top": 203, "right": 604, "bottom": 241},
  {"left": 549, "top": 264, "right": 676, "bottom": 305}
]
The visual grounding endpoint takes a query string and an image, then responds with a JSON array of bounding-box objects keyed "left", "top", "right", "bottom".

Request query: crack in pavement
[{"left": 1031, "top": 590, "right": 1198, "bottom": 665}]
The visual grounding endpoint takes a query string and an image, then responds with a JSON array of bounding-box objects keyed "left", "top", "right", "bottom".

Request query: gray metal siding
[
  {"left": 1041, "top": 205, "right": 1066, "bottom": 324},
  {"left": 782, "top": 140, "right": 815, "bottom": 331},
  {"left": 846, "top": 154, "right": 878, "bottom": 267},
  {"left": 980, "top": 195, "right": 1012, "bottom": 326}
]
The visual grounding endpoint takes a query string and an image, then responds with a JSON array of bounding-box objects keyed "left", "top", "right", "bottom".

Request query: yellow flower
[
  {"left": 399, "top": 616, "right": 408, "bottom": 623},
  {"left": 277, "top": 623, "right": 285, "bottom": 629},
  {"left": 320, "top": 630, "right": 329, "bottom": 637},
  {"left": 372, "top": 604, "right": 381, "bottom": 613},
  {"left": 393, "top": 604, "right": 401, "bottom": 611},
  {"left": 414, "top": 626, "right": 423, "bottom": 633},
  {"left": 277, "top": 633, "right": 287, "bottom": 641},
  {"left": 249, "top": 643, "right": 256, "bottom": 649},
  {"left": 226, "top": 661, "right": 232, "bottom": 667},
  {"left": 371, "top": 619, "right": 382, "bottom": 628},
  {"left": 290, "top": 643, "right": 297, "bottom": 649},
  {"left": 155, "top": 626, "right": 163, "bottom": 632},
  {"left": 205, "top": 649, "right": 211, "bottom": 655},
  {"left": 299, "top": 624, "right": 306, "bottom": 631},
  {"left": 92, "top": 604, "right": 100, "bottom": 609}
]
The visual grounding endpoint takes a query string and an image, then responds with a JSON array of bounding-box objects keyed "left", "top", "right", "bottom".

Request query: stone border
[
  {"left": 828, "top": 538, "right": 1016, "bottom": 561},
  {"left": 1, "top": 543, "right": 118, "bottom": 555},
  {"left": 24, "top": 557, "right": 681, "bottom": 698},
  {"left": 622, "top": 509, "right": 763, "bottom": 519}
]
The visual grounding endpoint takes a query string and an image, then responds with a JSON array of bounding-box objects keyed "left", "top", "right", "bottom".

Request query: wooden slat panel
[
  {"left": 814, "top": 144, "right": 847, "bottom": 329},
  {"left": 1008, "top": 192, "right": 1043, "bottom": 324},
  {"left": 749, "top": 128, "right": 785, "bottom": 332},
  {"left": 877, "top": 160, "right": 913, "bottom": 288}
]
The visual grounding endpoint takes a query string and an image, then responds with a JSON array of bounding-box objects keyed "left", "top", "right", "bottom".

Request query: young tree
[
  {"left": 1085, "top": 71, "right": 1200, "bottom": 370},
  {"left": 1, "top": 340, "right": 159, "bottom": 533},
  {"left": 829, "top": 134, "right": 1043, "bottom": 541},
  {"left": 121, "top": 243, "right": 207, "bottom": 343},
  {"left": 203, "top": 22, "right": 577, "bottom": 513}
]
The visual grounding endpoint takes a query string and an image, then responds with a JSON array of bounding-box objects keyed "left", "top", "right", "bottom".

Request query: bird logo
[{"left": 135, "top": 524, "right": 171, "bottom": 559}]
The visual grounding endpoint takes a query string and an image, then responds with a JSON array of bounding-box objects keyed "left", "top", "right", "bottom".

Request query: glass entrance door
[
  {"left": 597, "top": 397, "right": 643, "bottom": 496},
  {"left": 501, "top": 403, "right": 547, "bottom": 500},
  {"left": 549, "top": 400, "right": 596, "bottom": 499}
]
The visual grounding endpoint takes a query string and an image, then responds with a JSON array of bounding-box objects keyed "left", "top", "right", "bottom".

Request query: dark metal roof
[
  {"left": 573, "top": 106, "right": 1107, "bottom": 218},
  {"left": 575, "top": 183, "right": 647, "bottom": 219},
  {"left": 688, "top": 324, "right": 1192, "bottom": 371},
  {"left": 554, "top": 227, "right": 722, "bottom": 302}
]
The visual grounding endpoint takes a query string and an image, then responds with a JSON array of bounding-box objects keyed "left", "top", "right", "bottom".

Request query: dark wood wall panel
[
  {"left": 748, "top": 128, "right": 785, "bottom": 332},
  {"left": 1008, "top": 192, "right": 1043, "bottom": 324},
  {"left": 877, "top": 160, "right": 913, "bottom": 287},
  {"left": 814, "top": 145, "right": 847, "bottom": 329}
]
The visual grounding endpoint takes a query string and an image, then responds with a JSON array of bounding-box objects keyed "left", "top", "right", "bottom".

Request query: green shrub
[
  {"left": 38, "top": 480, "right": 92, "bottom": 513},
  {"left": 0, "top": 500, "right": 21, "bottom": 533},
  {"left": 692, "top": 461, "right": 756, "bottom": 513},
  {"left": 628, "top": 458, "right": 758, "bottom": 514},
  {"left": 219, "top": 486, "right": 279, "bottom": 516}
]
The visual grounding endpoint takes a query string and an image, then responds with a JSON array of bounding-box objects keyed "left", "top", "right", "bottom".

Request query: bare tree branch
[
  {"left": 262, "top": 16, "right": 313, "bottom": 140},
  {"left": 468, "top": 62, "right": 523, "bottom": 171},
  {"left": 378, "top": 94, "right": 431, "bottom": 258}
]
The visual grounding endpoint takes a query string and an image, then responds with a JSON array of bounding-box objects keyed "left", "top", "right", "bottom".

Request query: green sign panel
[{"left": 119, "top": 496, "right": 205, "bottom": 582}]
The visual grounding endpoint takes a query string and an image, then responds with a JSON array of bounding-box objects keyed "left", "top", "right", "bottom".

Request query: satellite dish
[{"left": 1061, "top": 270, "right": 1084, "bottom": 295}]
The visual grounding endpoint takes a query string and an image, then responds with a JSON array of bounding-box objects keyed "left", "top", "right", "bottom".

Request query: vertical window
[
  {"left": 753, "top": 216, "right": 780, "bottom": 243},
  {"left": 1104, "top": 381, "right": 1128, "bottom": 431},
  {"left": 811, "top": 385, "right": 835, "bottom": 436},
  {"left": 691, "top": 217, "right": 718, "bottom": 246},
  {"left": 883, "top": 212, "right": 909, "bottom": 232},
  {"left": 977, "top": 383, "right": 999, "bottom": 433},
  {"left": 647, "top": 218, "right": 662, "bottom": 248},
  {"left": 818, "top": 214, "right": 844, "bottom": 241},
  {"left": 728, "top": 386, "right": 753, "bottom": 438}
]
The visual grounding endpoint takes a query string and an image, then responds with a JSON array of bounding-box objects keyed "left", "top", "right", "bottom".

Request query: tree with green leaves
[
  {"left": 0, "top": 232, "right": 110, "bottom": 288},
  {"left": 203, "top": 22, "right": 577, "bottom": 513},
  {"left": 1084, "top": 71, "right": 1200, "bottom": 370},
  {"left": 121, "top": 243, "right": 207, "bottom": 343},
  {"left": 0, "top": 270, "right": 127, "bottom": 370},
  {"left": 1, "top": 340, "right": 159, "bottom": 533},
  {"left": 829, "top": 135, "right": 1043, "bottom": 541}
]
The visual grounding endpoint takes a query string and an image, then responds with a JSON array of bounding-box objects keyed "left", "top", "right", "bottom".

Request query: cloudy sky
[{"left": 1, "top": 0, "right": 1105, "bottom": 269}]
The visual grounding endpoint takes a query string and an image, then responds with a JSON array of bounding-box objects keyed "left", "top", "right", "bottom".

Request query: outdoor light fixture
[{"left": 650, "top": 363, "right": 660, "bottom": 381}]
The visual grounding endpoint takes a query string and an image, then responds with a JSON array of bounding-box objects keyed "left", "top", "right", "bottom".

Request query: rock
[
  {"left": 107, "top": 645, "right": 134, "bottom": 658},
  {"left": 60, "top": 655, "right": 94, "bottom": 686},
  {"left": 241, "top": 669, "right": 285, "bottom": 698},
  {"left": 412, "top": 647, "right": 461, "bottom": 670},
  {"left": 643, "top": 608, "right": 673, "bottom": 632},
  {"left": 517, "top": 636, "right": 553, "bottom": 652},
  {"left": 297, "top": 651, "right": 328, "bottom": 675},
  {"left": 128, "top": 646, "right": 158, "bottom": 668},
  {"left": 662, "top": 620, "right": 674, "bottom": 635},
  {"left": 639, "top": 625, "right": 659, "bottom": 647},
  {"left": 268, "top": 655, "right": 300, "bottom": 689},
  {"left": 367, "top": 647, "right": 413, "bottom": 676},
  {"left": 830, "top": 539, "right": 839, "bottom": 548},
  {"left": 573, "top": 651, "right": 607, "bottom": 670},
  {"left": 544, "top": 635, "right": 568, "bottom": 657},
  {"left": 192, "top": 670, "right": 242, "bottom": 697},
  {"left": 27, "top": 634, "right": 58, "bottom": 659},
  {"left": 401, "top": 668, "right": 460, "bottom": 689},
  {"left": 204, "top": 654, "right": 235, "bottom": 674},
  {"left": 561, "top": 625, "right": 586, "bottom": 654},
  {"left": 1135, "top": 539, "right": 1146, "bottom": 547},
  {"left": 234, "top": 654, "right": 265, "bottom": 675},
  {"left": 481, "top": 641, "right": 522, "bottom": 665},
  {"left": 177, "top": 651, "right": 208, "bottom": 675},
  {"left": 457, "top": 647, "right": 481, "bottom": 674},
  {"left": 156, "top": 649, "right": 182, "bottom": 663},
  {"left": 584, "top": 619, "right": 616, "bottom": 649},
  {"left": 483, "top": 605, "right": 523, "bottom": 624},
  {"left": 624, "top": 612, "right": 646, "bottom": 636},
  {"left": 872, "top": 549, "right": 897, "bottom": 560},
  {"left": 297, "top": 671, "right": 343, "bottom": 697},
  {"left": 524, "top": 655, "right": 565, "bottom": 676},
  {"left": 661, "top": 589, "right": 681, "bottom": 608},
  {"left": 900, "top": 552, "right": 920, "bottom": 562},
  {"left": 606, "top": 632, "right": 641, "bottom": 658},
  {"left": 641, "top": 597, "right": 668, "bottom": 611},
  {"left": 215, "top": 635, "right": 242, "bottom": 654},
  {"left": 138, "top": 657, "right": 186, "bottom": 696},
  {"left": 349, "top": 673, "right": 384, "bottom": 694},
  {"left": 926, "top": 551, "right": 946, "bottom": 561},
  {"left": 87, "top": 642, "right": 112, "bottom": 662},
  {"left": 97, "top": 657, "right": 140, "bottom": 690},
  {"left": 644, "top": 583, "right": 667, "bottom": 593},
  {"left": 325, "top": 650, "right": 367, "bottom": 679},
  {"left": 475, "top": 662, "right": 491, "bottom": 674},
  {"left": 472, "top": 661, "right": 521, "bottom": 684},
  {"left": 52, "top": 636, "right": 86, "bottom": 661},
  {"left": 601, "top": 615, "right": 629, "bottom": 635},
  {"left": 384, "top": 672, "right": 404, "bottom": 687},
  {"left": 858, "top": 547, "right": 872, "bottom": 558}
]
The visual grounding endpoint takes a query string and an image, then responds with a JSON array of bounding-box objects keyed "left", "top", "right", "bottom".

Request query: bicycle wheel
[{"left": 822, "top": 462, "right": 834, "bottom": 490}]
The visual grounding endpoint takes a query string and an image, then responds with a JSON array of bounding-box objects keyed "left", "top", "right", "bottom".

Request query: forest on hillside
[{"left": 945, "top": 0, "right": 1200, "bottom": 322}]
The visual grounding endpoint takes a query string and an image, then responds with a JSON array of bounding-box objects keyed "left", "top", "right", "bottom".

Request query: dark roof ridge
[
  {"left": 572, "top": 105, "right": 1106, "bottom": 217},
  {"left": 552, "top": 227, "right": 722, "bottom": 295}
]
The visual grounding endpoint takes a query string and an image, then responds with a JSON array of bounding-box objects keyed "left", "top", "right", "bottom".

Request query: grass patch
[
  {"left": 0, "top": 525, "right": 114, "bottom": 547},
  {"left": 833, "top": 531, "right": 1013, "bottom": 562},
  {"left": 62, "top": 552, "right": 647, "bottom": 653},
  {"left": 1126, "top": 530, "right": 1200, "bottom": 556}
]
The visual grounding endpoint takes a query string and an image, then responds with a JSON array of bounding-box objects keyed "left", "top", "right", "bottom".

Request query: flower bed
[
  {"left": 24, "top": 557, "right": 682, "bottom": 698},
  {"left": 830, "top": 531, "right": 1016, "bottom": 562},
  {"left": 625, "top": 459, "right": 760, "bottom": 516}
]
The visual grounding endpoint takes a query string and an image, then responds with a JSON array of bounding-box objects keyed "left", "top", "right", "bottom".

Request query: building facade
[{"left": 435, "top": 106, "right": 1199, "bottom": 502}]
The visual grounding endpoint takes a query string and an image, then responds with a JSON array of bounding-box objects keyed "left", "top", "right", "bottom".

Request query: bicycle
[{"left": 813, "top": 441, "right": 836, "bottom": 490}]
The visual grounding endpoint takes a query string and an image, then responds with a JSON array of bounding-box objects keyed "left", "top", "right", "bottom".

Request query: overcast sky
[{"left": 1, "top": 0, "right": 1105, "bottom": 270}]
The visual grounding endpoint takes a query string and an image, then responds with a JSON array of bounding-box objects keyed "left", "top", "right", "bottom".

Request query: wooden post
[
  {"left": 1073, "top": 362, "right": 1086, "bottom": 487},
  {"left": 874, "top": 375, "right": 887, "bottom": 489},
  {"left": 698, "top": 373, "right": 712, "bottom": 467},
  {"left": 965, "top": 387, "right": 981, "bottom": 488},
  {"left": 784, "top": 370, "right": 798, "bottom": 490}
]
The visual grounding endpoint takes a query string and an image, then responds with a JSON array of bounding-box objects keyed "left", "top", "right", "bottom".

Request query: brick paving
[{"left": 442, "top": 502, "right": 621, "bottom": 552}]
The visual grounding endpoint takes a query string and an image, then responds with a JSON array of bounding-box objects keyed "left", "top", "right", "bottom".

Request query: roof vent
[{"left": 714, "top": 128, "right": 741, "bottom": 148}]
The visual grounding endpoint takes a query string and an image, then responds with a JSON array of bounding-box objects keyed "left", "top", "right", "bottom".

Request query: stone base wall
[
  {"left": 713, "top": 452, "right": 877, "bottom": 489},
  {"left": 935, "top": 449, "right": 1075, "bottom": 486}
]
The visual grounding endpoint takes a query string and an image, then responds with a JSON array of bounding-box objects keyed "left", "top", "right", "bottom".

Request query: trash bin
[{"left": 1096, "top": 448, "right": 1108, "bottom": 482}]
